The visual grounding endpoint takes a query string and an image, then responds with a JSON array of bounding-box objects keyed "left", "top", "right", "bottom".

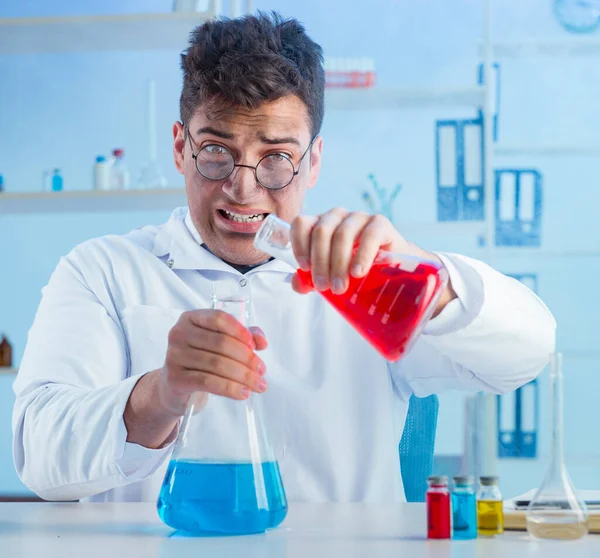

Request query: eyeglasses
[{"left": 186, "top": 129, "right": 316, "bottom": 190}]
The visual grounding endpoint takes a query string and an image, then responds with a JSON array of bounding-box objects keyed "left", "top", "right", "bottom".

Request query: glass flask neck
[
  {"left": 211, "top": 294, "right": 251, "bottom": 326},
  {"left": 255, "top": 214, "right": 446, "bottom": 272},
  {"left": 549, "top": 353, "right": 566, "bottom": 474},
  {"left": 253, "top": 214, "right": 298, "bottom": 269}
]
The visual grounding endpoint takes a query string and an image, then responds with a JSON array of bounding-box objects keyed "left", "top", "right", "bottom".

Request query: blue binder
[
  {"left": 508, "top": 272, "right": 538, "bottom": 293},
  {"left": 497, "top": 272, "right": 539, "bottom": 458},
  {"left": 495, "top": 169, "right": 543, "bottom": 247},
  {"left": 436, "top": 113, "right": 484, "bottom": 221},
  {"left": 477, "top": 62, "right": 501, "bottom": 142}
]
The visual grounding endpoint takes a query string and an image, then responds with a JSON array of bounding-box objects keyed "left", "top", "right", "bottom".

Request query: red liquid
[
  {"left": 296, "top": 259, "right": 446, "bottom": 361},
  {"left": 427, "top": 490, "right": 451, "bottom": 539}
]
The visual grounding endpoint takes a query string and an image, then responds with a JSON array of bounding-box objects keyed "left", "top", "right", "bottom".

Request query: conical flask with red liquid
[
  {"left": 254, "top": 215, "right": 448, "bottom": 362},
  {"left": 157, "top": 294, "right": 287, "bottom": 535}
]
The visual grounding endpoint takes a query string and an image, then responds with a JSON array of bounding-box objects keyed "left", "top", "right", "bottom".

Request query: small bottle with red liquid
[
  {"left": 253, "top": 214, "right": 448, "bottom": 362},
  {"left": 427, "top": 476, "right": 452, "bottom": 539}
]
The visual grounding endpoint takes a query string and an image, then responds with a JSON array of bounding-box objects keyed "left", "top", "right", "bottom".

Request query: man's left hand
[{"left": 289, "top": 209, "right": 456, "bottom": 317}]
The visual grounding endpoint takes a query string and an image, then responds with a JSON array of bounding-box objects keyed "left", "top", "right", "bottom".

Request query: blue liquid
[
  {"left": 157, "top": 460, "right": 287, "bottom": 535},
  {"left": 452, "top": 491, "right": 478, "bottom": 540},
  {"left": 51, "top": 172, "right": 63, "bottom": 192}
]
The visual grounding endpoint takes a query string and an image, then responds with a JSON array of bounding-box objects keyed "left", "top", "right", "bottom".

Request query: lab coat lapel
[{"left": 151, "top": 207, "right": 294, "bottom": 275}]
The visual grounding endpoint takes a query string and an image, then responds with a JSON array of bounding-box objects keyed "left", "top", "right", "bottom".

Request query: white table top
[{"left": 0, "top": 502, "right": 598, "bottom": 558}]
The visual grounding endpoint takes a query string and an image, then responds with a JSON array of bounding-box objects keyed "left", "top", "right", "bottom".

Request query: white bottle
[
  {"left": 110, "top": 148, "right": 130, "bottom": 190},
  {"left": 93, "top": 155, "right": 111, "bottom": 190}
]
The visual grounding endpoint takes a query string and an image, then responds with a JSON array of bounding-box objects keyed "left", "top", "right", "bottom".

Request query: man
[{"left": 13, "top": 13, "right": 555, "bottom": 503}]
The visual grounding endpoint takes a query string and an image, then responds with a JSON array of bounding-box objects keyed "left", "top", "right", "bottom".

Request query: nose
[{"left": 222, "top": 164, "right": 263, "bottom": 203}]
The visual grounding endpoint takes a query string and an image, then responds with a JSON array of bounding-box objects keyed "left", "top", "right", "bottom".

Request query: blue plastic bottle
[
  {"left": 51, "top": 168, "right": 63, "bottom": 192},
  {"left": 452, "top": 476, "right": 478, "bottom": 540}
]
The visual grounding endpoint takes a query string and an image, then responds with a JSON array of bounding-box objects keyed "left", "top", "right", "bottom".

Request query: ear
[
  {"left": 307, "top": 135, "right": 323, "bottom": 190},
  {"left": 173, "top": 121, "right": 186, "bottom": 175}
]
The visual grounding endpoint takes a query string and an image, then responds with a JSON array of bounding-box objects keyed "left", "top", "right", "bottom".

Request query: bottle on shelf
[
  {"left": 0, "top": 335, "right": 13, "bottom": 368},
  {"left": 93, "top": 155, "right": 111, "bottom": 191},
  {"left": 110, "top": 149, "right": 130, "bottom": 190},
  {"left": 51, "top": 168, "right": 63, "bottom": 192},
  {"left": 42, "top": 170, "right": 51, "bottom": 192},
  {"left": 138, "top": 160, "right": 167, "bottom": 189},
  {"left": 138, "top": 79, "right": 167, "bottom": 189}
]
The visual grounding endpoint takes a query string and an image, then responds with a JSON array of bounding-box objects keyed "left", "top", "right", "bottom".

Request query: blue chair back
[{"left": 399, "top": 394, "right": 439, "bottom": 502}]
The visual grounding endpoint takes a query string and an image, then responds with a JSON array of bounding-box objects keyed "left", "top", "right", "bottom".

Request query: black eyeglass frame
[{"left": 186, "top": 128, "right": 316, "bottom": 190}]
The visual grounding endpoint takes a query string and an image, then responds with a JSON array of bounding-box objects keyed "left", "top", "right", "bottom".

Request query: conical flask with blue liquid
[{"left": 157, "top": 294, "right": 288, "bottom": 535}]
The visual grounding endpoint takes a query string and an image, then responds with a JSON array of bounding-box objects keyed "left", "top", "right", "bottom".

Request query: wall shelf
[
  {"left": 0, "top": 12, "right": 216, "bottom": 54},
  {"left": 325, "top": 87, "right": 484, "bottom": 110},
  {"left": 0, "top": 368, "right": 17, "bottom": 375},
  {"left": 0, "top": 190, "right": 486, "bottom": 236},
  {"left": 480, "top": 39, "right": 600, "bottom": 58},
  {"left": 0, "top": 189, "right": 187, "bottom": 214},
  {"left": 495, "top": 145, "right": 600, "bottom": 157},
  {"left": 487, "top": 248, "right": 600, "bottom": 259}
]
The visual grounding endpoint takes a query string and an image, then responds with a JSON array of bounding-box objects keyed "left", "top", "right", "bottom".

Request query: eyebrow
[
  {"left": 195, "top": 126, "right": 235, "bottom": 140},
  {"left": 258, "top": 134, "right": 301, "bottom": 147},
  {"left": 194, "top": 126, "right": 301, "bottom": 147}
]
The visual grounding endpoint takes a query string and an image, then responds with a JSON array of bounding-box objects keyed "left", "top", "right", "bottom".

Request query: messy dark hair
[{"left": 180, "top": 12, "right": 325, "bottom": 137}]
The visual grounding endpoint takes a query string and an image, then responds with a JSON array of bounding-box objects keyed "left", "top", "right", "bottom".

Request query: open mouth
[{"left": 218, "top": 209, "right": 269, "bottom": 223}]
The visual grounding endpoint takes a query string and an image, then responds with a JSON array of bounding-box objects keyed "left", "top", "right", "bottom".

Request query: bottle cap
[
  {"left": 453, "top": 476, "right": 474, "bottom": 486},
  {"left": 96, "top": 155, "right": 106, "bottom": 163},
  {"left": 113, "top": 149, "right": 124, "bottom": 157},
  {"left": 479, "top": 476, "right": 499, "bottom": 486},
  {"left": 427, "top": 476, "right": 448, "bottom": 486}
]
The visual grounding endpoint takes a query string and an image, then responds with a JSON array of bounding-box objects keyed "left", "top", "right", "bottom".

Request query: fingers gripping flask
[
  {"left": 254, "top": 214, "right": 448, "bottom": 362},
  {"left": 157, "top": 294, "right": 287, "bottom": 535}
]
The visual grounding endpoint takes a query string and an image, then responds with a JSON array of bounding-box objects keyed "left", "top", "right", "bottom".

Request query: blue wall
[{"left": 1, "top": 0, "right": 599, "bottom": 498}]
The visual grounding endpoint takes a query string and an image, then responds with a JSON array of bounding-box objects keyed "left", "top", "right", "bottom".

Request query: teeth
[{"left": 223, "top": 210, "right": 266, "bottom": 223}]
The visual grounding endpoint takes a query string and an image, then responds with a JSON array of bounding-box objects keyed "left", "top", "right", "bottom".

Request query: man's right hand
[
  {"left": 159, "top": 309, "right": 268, "bottom": 412},
  {"left": 124, "top": 309, "right": 268, "bottom": 449}
]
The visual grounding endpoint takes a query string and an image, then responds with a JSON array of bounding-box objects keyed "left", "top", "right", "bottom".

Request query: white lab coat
[{"left": 12, "top": 207, "right": 555, "bottom": 503}]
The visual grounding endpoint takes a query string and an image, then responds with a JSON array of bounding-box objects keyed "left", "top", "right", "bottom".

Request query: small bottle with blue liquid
[
  {"left": 51, "top": 168, "right": 63, "bottom": 192},
  {"left": 452, "top": 475, "right": 478, "bottom": 540},
  {"left": 157, "top": 294, "right": 287, "bottom": 536}
]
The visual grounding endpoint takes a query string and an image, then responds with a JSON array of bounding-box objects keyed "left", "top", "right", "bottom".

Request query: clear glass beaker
[
  {"left": 526, "top": 353, "right": 588, "bottom": 540},
  {"left": 253, "top": 214, "right": 448, "bottom": 362},
  {"left": 157, "top": 294, "right": 287, "bottom": 535}
]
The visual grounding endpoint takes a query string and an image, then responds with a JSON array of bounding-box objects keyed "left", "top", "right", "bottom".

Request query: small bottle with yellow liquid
[{"left": 477, "top": 476, "right": 504, "bottom": 536}]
